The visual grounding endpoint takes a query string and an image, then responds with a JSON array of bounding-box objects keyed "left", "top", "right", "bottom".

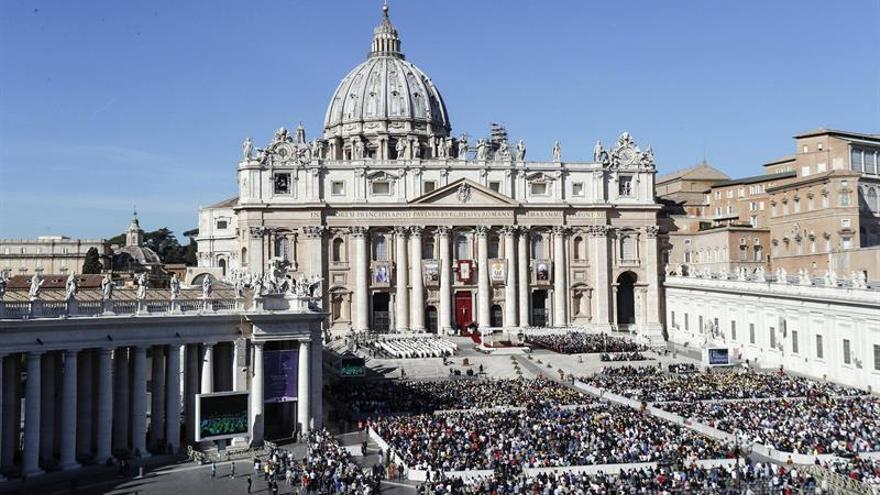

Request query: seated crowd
[
  {"left": 417, "top": 461, "right": 819, "bottom": 495},
  {"left": 365, "top": 337, "right": 458, "bottom": 359},
  {"left": 662, "top": 397, "right": 880, "bottom": 455},
  {"left": 327, "top": 377, "right": 592, "bottom": 420},
  {"left": 370, "top": 402, "right": 728, "bottom": 472},
  {"left": 525, "top": 333, "right": 646, "bottom": 354},
  {"left": 583, "top": 366, "right": 861, "bottom": 403},
  {"left": 826, "top": 456, "right": 880, "bottom": 493},
  {"left": 599, "top": 351, "right": 648, "bottom": 362}
]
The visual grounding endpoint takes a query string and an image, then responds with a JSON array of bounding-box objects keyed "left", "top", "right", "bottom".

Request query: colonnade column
[
  {"left": 0, "top": 354, "right": 5, "bottom": 479},
  {"left": 502, "top": 227, "right": 518, "bottom": 328},
  {"left": 165, "top": 345, "right": 182, "bottom": 453},
  {"left": 39, "top": 352, "right": 55, "bottom": 462},
  {"left": 476, "top": 225, "right": 491, "bottom": 329},
  {"left": 409, "top": 227, "right": 425, "bottom": 332},
  {"left": 58, "top": 350, "right": 79, "bottom": 469},
  {"left": 394, "top": 227, "right": 409, "bottom": 332},
  {"left": 297, "top": 341, "right": 310, "bottom": 436},
  {"left": 517, "top": 228, "right": 530, "bottom": 326},
  {"left": 351, "top": 226, "right": 370, "bottom": 332},
  {"left": 149, "top": 346, "right": 165, "bottom": 452},
  {"left": 95, "top": 348, "right": 113, "bottom": 463},
  {"left": 590, "top": 226, "right": 612, "bottom": 330},
  {"left": 112, "top": 348, "right": 130, "bottom": 452},
  {"left": 130, "top": 346, "right": 148, "bottom": 458},
  {"left": 200, "top": 343, "right": 215, "bottom": 394},
  {"left": 250, "top": 342, "right": 264, "bottom": 446},
  {"left": 553, "top": 226, "right": 568, "bottom": 327},
  {"left": 22, "top": 351, "right": 43, "bottom": 476},
  {"left": 1, "top": 355, "right": 17, "bottom": 470},
  {"left": 76, "top": 350, "right": 93, "bottom": 458},
  {"left": 438, "top": 226, "right": 453, "bottom": 334}
]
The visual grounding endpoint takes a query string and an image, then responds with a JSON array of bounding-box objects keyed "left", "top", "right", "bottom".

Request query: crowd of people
[
  {"left": 662, "top": 397, "right": 880, "bottom": 456},
  {"left": 599, "top": 351, "right": 648, "bottom": 362},
  {"left": 300, "top": 428, "right": 380, "bottom": 494},
  {"left": 364, "top": 337, "right": 458, "bottom": 359},
  {"left": 826, "top": 455, "right": 880, "bottom": 493},
  {"left": 525, "top": 332, "right": 646, "bottom": 354},
  {"left": 327, "top": 377, "right": 593, "bottom": 422},
  {"left": 370, "top": 401, "right": 729, "bottom": 472},
  {"left": 417, "top": 461, "right": 821, "bottom": 494},
  {"left": 582, "top": 366, "right": 861, "bottom": 403}
]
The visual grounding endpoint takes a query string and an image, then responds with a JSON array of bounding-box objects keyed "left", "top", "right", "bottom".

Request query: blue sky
[{"left": 1, "top": 0, "right": 878, "bottom": 239}]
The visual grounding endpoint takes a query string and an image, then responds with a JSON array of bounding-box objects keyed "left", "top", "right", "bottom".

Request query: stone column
[
  {"left": 200, "top": 343, "right": 215, "bottom": 394},
  {"left": 502, "top": 227, "right": 518, "bottom": 328},
  {"left": 517, "top": 228, "right": 530, "bottom": 326},
  {"left": 165, "top": 345, "right": 182, "bottom": 453},
  {"left": 297, "top": 341, "right": 310, "bottom": 436},
  {"left": 112, "top": 347, "right": 130, "bottom": 452},
  {"left": 250, "top": 342, "right": 264, "bottom": 447},
  {"left": 409, "top": 226, "right": 425, "bottom": 332},
  {"left": 394, "top": 227, "right": 409, "bottom": 332},
  {"left": 23, "top": 351, "right": 44, "bottom": 476},
  {"left": 76, "top": 350, "right": 93, "bottom": 458},
  {"left": 39, "top": 351, "right": 56, "bottom": 462},
  {"left": 58, "top": 350, "right": 79, "bottom": 470},
  {"left": 476, "top": 225, "right": 491, "bottom": 328},
  {"left": 643, "top": 226, "right": 663, "bottom": 340},
  {"left": 149, "top": 346, "right": 165, "bottom": 453},
  {"left": 130, "top": 346, "right": 148, "bottom": 458},
  {"left": 0, "top": 354, "right": 6, "bottom": 478},
  {"left": 232, "top": 338, "right": 246, "bottom": 392},
  {"left": 95, "top": 348, "right": 113, "bottom": 463},
  {"left": 590, "top": 226, "right": 612, "bottom": 330},
  {"left": 184, "top": 344, "right": 199, "bottom": 445},
  {"left": 438, "top": 226, "right": 453, "bottom": 334},
  {"left": 351, "top": 226, "right": 370, "bottom": 332},
  {"left": 553, "top": 226, "right": 568, "bottom": 327},
  {"left": 302, "top": 226, "right": 325, "bottom": 303},
  {"left": 1, "top": 355, "right": 17, "bottom": 470}
]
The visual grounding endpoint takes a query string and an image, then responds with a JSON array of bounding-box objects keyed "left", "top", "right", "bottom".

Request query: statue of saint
[
  {"left": 0, "top": 274, "right": 6, "bottom": 299},
  {"left": 515, "top": 139, "right": 526, "bottom": 161},
  {"left": 593, "top": 140, "right": 603, "bottom": 162},
  {"left": 310, "top": 139, "right": 323, "bottom": 160},
  {"left": 136, "top": 273, "right": 148, "bottom": 300},
  {"left": 28, "top": 273, "right": 43, "bottom": 301},
  {"left": 202, "top": 274, "right": 213, "bottom": 299},
  {"left": 170, "top": 273, "right": 181, "bottom": 300},
  {"left": 101, "top": 274, "right": 114, "bottom": 300},
  {"left": 65, "top": 273, "right": 79, "bottom": 301},
  {"left": 445, "top": 137, "right": 453, "bottom": 159},
  {"left": 476, "top": 139, "right": 488, "bottom": 160},
  {"left": 497, "top": 140, "right": 510, "bottom": 160},
  {"left": 552, "top": 141, "right": 561, "bottom": 161},
  {"left": 395, "top": 139, "right": 406, "bottom": 160},
  {"left": 242, "top": 137, "right": 254, "bottom": 160},
  {"left": 457, "top": 135, "right": 469, "bottom": 160}
]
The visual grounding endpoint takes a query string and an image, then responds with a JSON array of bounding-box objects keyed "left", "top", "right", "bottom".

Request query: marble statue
[
  {"left": 776, "top": 267, "right": 787, "bottom": 284},
  {"left": 64, "top": 273, "right": 78, "bottom": 300},
  {"left": 395, "top": 139, "right": 406, "bottom": 160},
  {"left": 718, "top": 269, "right": 729, "bottom": 281},
  {"left": 411, "top": 139, "right": 421, "bottom": 159},
  {"left": 136, "top": 273, "right": 148, "bottom": 300},
  {"left": 202, "top": 274, "right": 213, "bottom": 298},
  {"left": 310, "top": 139, "right": 323, "bottom": 160},
  {"left": 242, "top": 137, "right": 254, "bottom": 160},
  {"left": 755, "top": 266, "right": 766, "bottom": 282},
  {"left": 435, "top": 137, "right": 446, "bottom": 158},
  {"left": 824, "top": 269, "right": 837, "bottom": 287},
  {"left": 675, "top": 264, "right": 684, "bottom": 277},
  {"left": 273, "top": 127, "right": 290, "bottom": 143},
  {"left": 0, "top": 275, "right": 6, "bottom": 299},
  {"left": 476, "top": 139, "right": 488, "bottom": 160},
  {"left": 640, "top": 145, "right": 655, "bottom": 167},
  {"left": 28, "top": 273, "right": 43, "bottom": 300},
  {"left": 457, "top": 135, "right": 468, "bottom": 160},
  {"left": 444, "top": 137, "right": 453, "bottom": 158},
  {"left": 552, "top": 141, "right": 561, "bottom": 161},
  {"left": 798, "top": 268, "right": 811, "bottom": 286},
  {"left": 515, "top": 139, "right": 526, "bottom": 161},
  {"left": 353, "top": 139, "right": 364, "bottom": 159},
  {"left": 851, "top": 271, "right": 867, "bottom": 289},
  {"left": 253, "top": 274, "right": 266, "bottom": 296},
  {"left": 170, "top": 273, "right": 181, "bottom": 300},
  {"left": 497, "top": 139, "right": 510, "bottom": 160},
  {"left": 593, "top": 140, "right": 603, "bottom": 162},
  {"left": 101, "top": 274, "right": 114, "bottom": 300}
]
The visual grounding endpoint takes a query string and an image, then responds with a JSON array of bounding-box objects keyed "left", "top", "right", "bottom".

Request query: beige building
[
  {"left": 194, "top": 6, "right": 665, "bottom": 340},
  {"left": 0, "top": 236, "right": 107, "bottom": 277}
]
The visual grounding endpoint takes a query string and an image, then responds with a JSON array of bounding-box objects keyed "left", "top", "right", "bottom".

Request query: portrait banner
[
  {"left": 423, "top": 259, "right": 440, "bottom": 286},
  {"left": 263, "top": 349, "right": 299, "bottom": 403},
  {"left": 373, "top": 262, "right": 392, "bottom": 286},
  {"left": 534, "top": 259, "right": 551, "bottom": 284},
  {"left": 489, "top": 259, "right": 507, "bottom": 285}
]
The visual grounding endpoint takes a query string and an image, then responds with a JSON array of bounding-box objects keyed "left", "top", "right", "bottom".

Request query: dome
[{"left": 323, "top": 4, "right": 450, "bottom": 142}]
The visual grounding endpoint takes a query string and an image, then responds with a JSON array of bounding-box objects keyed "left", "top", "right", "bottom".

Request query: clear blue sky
[{"left": 1, "top": 0, "right": 878, "bottom": 239}]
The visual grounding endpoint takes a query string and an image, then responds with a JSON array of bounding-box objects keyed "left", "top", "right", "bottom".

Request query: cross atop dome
[{"left": 371, "top": 1, "right": 403, "bottom": 58}]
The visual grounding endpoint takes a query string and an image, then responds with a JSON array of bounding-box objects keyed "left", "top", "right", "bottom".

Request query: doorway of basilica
[
  {"left": 454, "top": 291, "right": 473, "bottom": 333},
  {"left": 372, "top": 292, "right": 390, "bottom": 332},
  {"left": 531, "top": 290, "right": 548, "bottom": 327}
]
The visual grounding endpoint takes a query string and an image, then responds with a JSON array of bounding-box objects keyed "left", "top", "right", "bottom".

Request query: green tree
[{"left": 81, "top": 247, "right": 103, "bottom": 274}]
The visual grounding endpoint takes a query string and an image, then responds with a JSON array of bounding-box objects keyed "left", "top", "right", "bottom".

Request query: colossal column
[
  {"left": 130, "top": 346, "right": 148, "bottom": 458},
  {"left": 351, "top": 226, "right": 370, "bottom": 332},
  {"left": 590, "top": 226, "right": 612, "bottom": 330},
  {"left": 302, "top": 226, "right": 325, "bottom": 304},
  {"left": 502, "top": 226, "right": 518, "bottom": 328},
  {"left": 149, "top": 346, "right": 165, "bottom": 453},
  {"left": 112, "top": 347, "right": 130, "bottom": 452},
  {"left": 476, "top": 226, "right": 491, "bottom": 328},
  {"left": 643, "top": 226, "right": 663, "bottom": 340},
  {"left": 200, "top": 343, "right": 215, "bottom": 394},
  {"left": 94, "top": 347, "right": 113, "bottom": 463},
  {"left": 553, "top": 226, "right": 568, "bottom": 327},
  {"left": 22, "top": 351, "right": 43, "bottom": 476},
  {"left": 437, "top": 226, "right": 453, "bottom": 334},
  {"left": 297, "top": 341, "right": 310, "bottom": 436},
  {"left": 250, "top": 342, "right": 264, "bottom": 446},
  {"left": 76, "top": 350, "right": 93, "bottom": 458},
  {"left": 409, "top": 227, "right": 425, "bottom": 332},
  {"left": 394, "top": 227, "right": 409, "bottom": 332},
  {"left": 39, "top": 351, "right": 56, "bottom": 462},
  {"left": 517, "top": 228, "right": 530, "bottom": 326},
  {"left": 165, "top": 345, "right": 182, "bottom": 453}
]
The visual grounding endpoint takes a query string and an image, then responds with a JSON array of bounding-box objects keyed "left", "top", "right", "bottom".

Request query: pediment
[{"left": 409, "top": 178, "right": 518, "bottom": 206}]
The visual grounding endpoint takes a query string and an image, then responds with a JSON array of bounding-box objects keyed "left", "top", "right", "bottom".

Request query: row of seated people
[
  {"left": 599, "top": 351, "right": 648, "bottom": 362},
  {"left": 525, "top": 332, "right": 646, "bottom": 354},
  {"left": 365, "top": 337, "right": 458, "bottom": 359}
]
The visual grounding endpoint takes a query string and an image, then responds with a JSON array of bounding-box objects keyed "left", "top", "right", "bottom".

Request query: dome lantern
[{"left": 371, "top": 2, "right": 402, "bottom": 58}]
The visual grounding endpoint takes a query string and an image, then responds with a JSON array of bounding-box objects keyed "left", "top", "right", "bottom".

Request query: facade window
[
  {"left": 791, "top": 330, "right": 799, "bottom": 354},
  {"left": 331, "top": 181, "right": 345, "bottom": 195},
  {"left": 454, "top": 234, "right": 469, "bottom": 260},
  {"left": 842, "top": 237, "right": 852, "bottom": 250},
  {"left": 216, "top": 219, "right": 228, "bottom": 230},
  {"left": 801, "top": 166, "right": 810, "bottom": 177},
  {"left": 372, "top": 181, "right": 391, "bottom": 195},
  {"left": 730, "top": 321, "right": 736, "bottom": 341},
  {"left": 422, "top": 236, "right": 435, "bottom": 259},
  {"left": 573, "top": 236, "right": 585, "bottom": 260},
  {"left": 843, "top": 339, "right": 852, "bottom": 365},
  {"left": 488, "top": 236, "right": 500, "bottom": 258},
  {"left": 874, "top": 344, "right": 880, "bottom": 371},
  {"left": 332, "top": 238, "right": 344, "bottom": 262},
  {"left": 727, "top": 190, "right": 733, "bottom": 199},
  {"left": 530, "top": 234, "right": 545, "bottom": 259},
  {"left": 817, "top": 162, "right": 827, "bottom": 172},
  {"left": 424, "top": 180, "right": 436, "bottom": 193},
  {"left": 751, "top": 215, "right": 758, "bottom": 227},
  {"left": 754, "top": 246, "right": 763, "bottom": 262},
  {"left": 841, "top": 192, "right": 851, "bottom": 207},
  {"left": 530, "top": 182, "right": 548, "bottom": 196},
  {"left": 867, "top": 188, "right": 878, "bottom": 213},
  {"left": 619, "top": 176, "right": 633, "bottom": 196},
  {"left": 770, "top": 327, "right": 776, "bottom": 349},
  {"left": 572, "top": 182, "right": 584, "bottom": 196},
  {"left": 275, "top": 237, "right": 289, "bottom": 261},
  {"left": 489, "top": 181, "right": 501, "bottom": 192},
  {"left": 852, "top": 148, "right": 863, "bottom": 171},
  {"left": 621, "top": 235, "right": 637, "bottom": 261},
  {"left": 816, "top": 334, "right": 824, "bottom": 359},
  {"left": 373, "top": 234, "right": 388, "bottom": 261},
  {"left": 684, "top": 314, "right": 689, "bottom": 331},
  {"left": 671, "top": 311, "right": 676, "bottom": 328},
  {"left": 273, "top": 173, "right": 291, "bottom": 194}
]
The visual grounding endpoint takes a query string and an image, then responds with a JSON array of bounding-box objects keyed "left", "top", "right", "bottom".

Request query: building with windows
[
  {"left": 194, "top": 5, "right": 664, "bottom": 340},
  {"left": 0, "top": 236, "right": 107, "bottom": 277}
]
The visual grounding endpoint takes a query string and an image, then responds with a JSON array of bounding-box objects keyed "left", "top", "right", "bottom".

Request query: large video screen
[
  {"left": 196, "top": 392, "right": 249, "bottom": 442},
  {"left": 264, "top": 349, "right": 299, "bottom": 403},
  {"left": 708, "top": 348, "right": 730, "bottom": 366}
]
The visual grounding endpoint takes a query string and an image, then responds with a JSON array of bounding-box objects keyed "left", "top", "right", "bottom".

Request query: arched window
[
  {"left": 488, "top": 235, "right": 500, "bottom": 259},
  {"left": 241, "top": 247, "right": 248, "bottom": 266},
  {"left": 868, "top": 187, "right": 879, "bottom": 213},
  {"left": 531, "top": 234, "right": 544, "bottom": 259},
  {"left": 454, "top": 234, "right": 469, "bottom": 260},
  {"left": 332, "top": 238, "right": 344, "bottom": 262},
  {"left": 275, "top": 237, "right": 289, "bottom": 260},
  {"left": 573, "top": 236, "right": 584, "bottom": 260},
  {"left": 373, "top": 234, "right": 388, "bottom": 261},
  {"left": 423, "top": 236, "right": 435, "bottom": 259},
  {"left": 218, "top": 258, "right": 227, "bottom": 276}
]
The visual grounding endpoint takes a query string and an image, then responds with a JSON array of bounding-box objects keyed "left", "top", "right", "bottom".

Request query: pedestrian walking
[
  {"left": 230, "top": 461, "right": 236, "bottom": 479},
  {"left": 211, "top": 462, "right": 216, "bottom": 478},
  {"left": 247, "top": 475, "right": 253, "bottom": 494}
]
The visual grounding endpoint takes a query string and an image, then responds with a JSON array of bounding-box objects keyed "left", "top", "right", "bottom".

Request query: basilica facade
[{"left": 196, "top": 6, "right": 664, "bottom": 340}]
